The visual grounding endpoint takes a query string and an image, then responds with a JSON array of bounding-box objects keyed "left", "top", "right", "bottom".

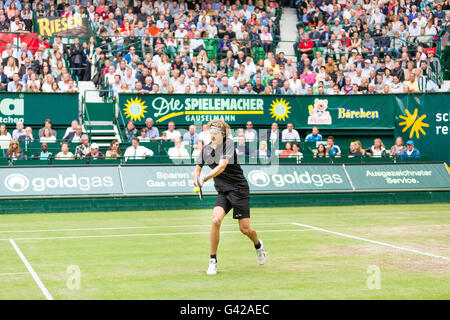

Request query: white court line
[
  {"left": 9, "top": 239, "right": 54, "bottom": 300},
  {"left": 292, "top": 222, "right": 450, "bottom": 262},
  {"left": 0, "top": 222, "right": 293, "bottom": 234},
  {"left": 1, "top": 229, "right": 313, "bottom": 241},
  {"left": 0, "top": 272, "right": 29, "bottom": 276}
]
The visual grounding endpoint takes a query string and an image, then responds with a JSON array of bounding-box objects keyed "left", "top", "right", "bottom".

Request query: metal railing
[{"left": 0, "top": 153, "right": 430, "bottom": 167}]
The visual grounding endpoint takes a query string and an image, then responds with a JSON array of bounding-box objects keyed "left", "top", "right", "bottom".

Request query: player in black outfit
[{"left": 193, "top": 119, "right": 267, "bottom": 275}]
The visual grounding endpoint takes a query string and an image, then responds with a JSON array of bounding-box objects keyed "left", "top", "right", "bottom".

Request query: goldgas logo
[
  {"left": 399, "top": 108, "right": 429, "bottom": 139},
  {"left": 3, "top": 173, "right": 114, "bottom": 193},
  {"left": 123, "top": 98, "right": 148, "bottom": 122},
  {"left": 4, "top": 174, "right": 29, "bottom": 192},
  {"left": 248, "top": 170, "right": 271, "bottom": 187}
]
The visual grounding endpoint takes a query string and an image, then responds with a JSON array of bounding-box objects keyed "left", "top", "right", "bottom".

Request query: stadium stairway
[
  {"left": 277, "top": 7, "right": 298, "bottom": 63},
  {"left": 79, "top": 81, "right": 122, "bottom": 147}
]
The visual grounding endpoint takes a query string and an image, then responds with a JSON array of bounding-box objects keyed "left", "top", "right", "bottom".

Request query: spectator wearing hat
[
  {"left": 175, "top": 23, "right": 188, "bottom": 46},
  {"left": 21, "top": 66, "right": 34, "bottom": 84},
  {"left": 85, "top": 143, "right": 104, "bottom": 160},
  {"left": 401, "top": 140, "right": 420, "bottom": 159},
  {"left": 149, "top": 21, "right": 160, "bottom": 36},
  {"left": 408, "top": 20, "right": 420, "bottom": 37}
]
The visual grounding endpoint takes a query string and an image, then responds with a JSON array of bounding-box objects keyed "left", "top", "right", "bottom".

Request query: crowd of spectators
[
  {"left": 83, "top": 0, "right": 448, "bottom": 96},
  {"left": 0, "top": 0, "right": 447, "bottom": 95},
  {"left": 294, "top": 0, "right": 448, "bottom": 93},
  {"left": 89, "top": 0, "right": 290, "bottom": 95},
  {"left": 0, "top": 36, "right": 79, "bottom": 92}
]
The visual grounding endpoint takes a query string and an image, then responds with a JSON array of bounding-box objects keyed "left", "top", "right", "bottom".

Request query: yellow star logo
[
  {"left": 123, "top": 98, "right": 148, "bottom": 122},
  {"left": 269, "top": 98, "right": 291, "bottom": 121},
  {"left": 398, "top": 108, "right": 429, "bottom": 139}
]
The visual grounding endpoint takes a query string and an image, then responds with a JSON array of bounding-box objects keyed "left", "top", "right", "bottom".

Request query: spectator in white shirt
[
  {"left": 408, "top": 20, "right": 420, "bottom": 37},
  {"left": 12, "top": 122, "right": 26, "bottom": 141},
  {"left": 244, "top": 121, "right": 258, "bottom": 141},
  {"left": 168, "top": 136, "right": 191, "bottom": 162},
  {"left": 198, "top": 123, "right": 211, "bottom": 145},
  {"left": 282, "top": 123, "right": 300, "bottom": 142},
  {"left": 164, "top": 121, "right": 182, "bottom": 141},
  {"left": 63, "top": 120, "right": 79, "bottom": 139},
  {"left": 124, "top": 137, "right": 154, "bottom": 160}
]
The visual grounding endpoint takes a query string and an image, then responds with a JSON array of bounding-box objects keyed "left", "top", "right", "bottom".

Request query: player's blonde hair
[{"left": 207, "top": 119, "right": 231, "bottom": 138}]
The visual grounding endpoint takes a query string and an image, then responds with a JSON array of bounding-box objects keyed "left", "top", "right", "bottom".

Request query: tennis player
[{"left": 193, "top": 119, "right": 266, "bottom": 275}]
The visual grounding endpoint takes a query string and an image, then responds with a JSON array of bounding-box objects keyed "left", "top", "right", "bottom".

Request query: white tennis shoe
[
  {"left": 206, "top": 258, "right": 217, "bottom": 275},
  {"left": 256, "top": 240, "right": 267, "bottom": 265}
]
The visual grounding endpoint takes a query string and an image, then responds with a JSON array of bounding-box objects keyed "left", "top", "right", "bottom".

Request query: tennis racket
[{"left": 195, "top": 176, "right": 204, "bottom": 200}]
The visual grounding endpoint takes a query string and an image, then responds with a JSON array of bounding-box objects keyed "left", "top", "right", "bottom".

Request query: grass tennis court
[{"left": 0, "top": 203, "right": 448, "bottom": 300}]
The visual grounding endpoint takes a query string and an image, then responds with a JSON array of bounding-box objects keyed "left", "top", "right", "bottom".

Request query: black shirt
[{"left": 196, "top": 138, "right": 249, "bottom": 192}]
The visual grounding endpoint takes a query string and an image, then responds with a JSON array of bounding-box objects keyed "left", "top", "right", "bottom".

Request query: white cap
[{"left": 90, "top": 143, "right": 99, "bottom": 149}]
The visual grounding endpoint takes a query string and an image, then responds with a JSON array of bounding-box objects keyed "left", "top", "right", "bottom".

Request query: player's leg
[
  {"left": 238, "top": 218, "right": 259, "bottom": 245},
  {"left": 207, "top": 206, "right": 225, "bottom": 275},
  {"left": 230, "top": 189, "right": 267, "bottom": 265},
  {"left": 210, "top": 206, "right": 226, "bottom": 256},
  {"left": 238, "top": 218, "right": 266, "bottom": 265},
  {"left": 207, "top": 193, "right": 232, "bottom": 275}
]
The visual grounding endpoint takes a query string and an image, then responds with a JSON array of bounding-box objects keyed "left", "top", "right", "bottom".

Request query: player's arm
[
  {"left": 193, "top": 164, "right": 202, "bottom": 187},
  {"left": 201, "top": 158, "right": 229, "bottom": 185}
]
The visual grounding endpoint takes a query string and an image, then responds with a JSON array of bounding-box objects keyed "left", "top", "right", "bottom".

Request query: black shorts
[{"left": 214, "top": 188, "right": 250, "bottom": 219}]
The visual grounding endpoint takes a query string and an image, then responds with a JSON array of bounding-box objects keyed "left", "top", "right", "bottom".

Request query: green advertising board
[
  {"left": 345, "top": 163, "right": 450, "bottom": 191},
  {"left": 117, "top": 93, "right": 396, "bottom": 129},
  {"left": 0, "top": 163, "right": 448, "bottom": 199},
  {"left": 241, "top": 165, "right": 352, "bottom": 192},
  {"left": 293, "top": 94, "right": 395, "bottom": 129},
  {"left": 118, "top": 92, "right": 450, "bottom": 163},
  {"left": 394, "top": 93, "right": 450, "bottom": 164},
  {"left": 120, "top": 165, "right": 353, "bottom": 195},
  {"left": 0, "top": 166, "right": 123, "bottom": 197},
  {"left": 0, "top": 93, "right": 79, "bottom": 125}
]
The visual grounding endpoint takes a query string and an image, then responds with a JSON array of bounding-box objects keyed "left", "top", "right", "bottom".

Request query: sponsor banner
[
  {"left": 118, "top": 94, "right": 282, "bottom": 126},
  {"left": 0, "top": 166, "right": 122, "bottom": 197},
  {"left": 0, "top": 164, "right": 448, "bottom": 198},
  {"left": 120, "top": 165, "right": 352, "bottom": 195},
  {"left": 395, "top": 93, "right": 450, "bottom": 164},
  {"left": 345, "top": 163, "right": 450, "bottom": 190},
  {"left": 120, "top": 166, "right": 215, "bottom": 195},
  {"left": 296, "top": 95, "right": 394, "bottom": 129},
  {"left": 36, "top": 16, "right": 90, "bottom": 37},
  {"left": 242, "top": 165, "right": 352, "bottom": 192},
  {"left": 0, "top": 93, "right": 78, "bottom": 125},
  {"left": 118, "top": 93, "right": 395, "bottom": 129}
]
